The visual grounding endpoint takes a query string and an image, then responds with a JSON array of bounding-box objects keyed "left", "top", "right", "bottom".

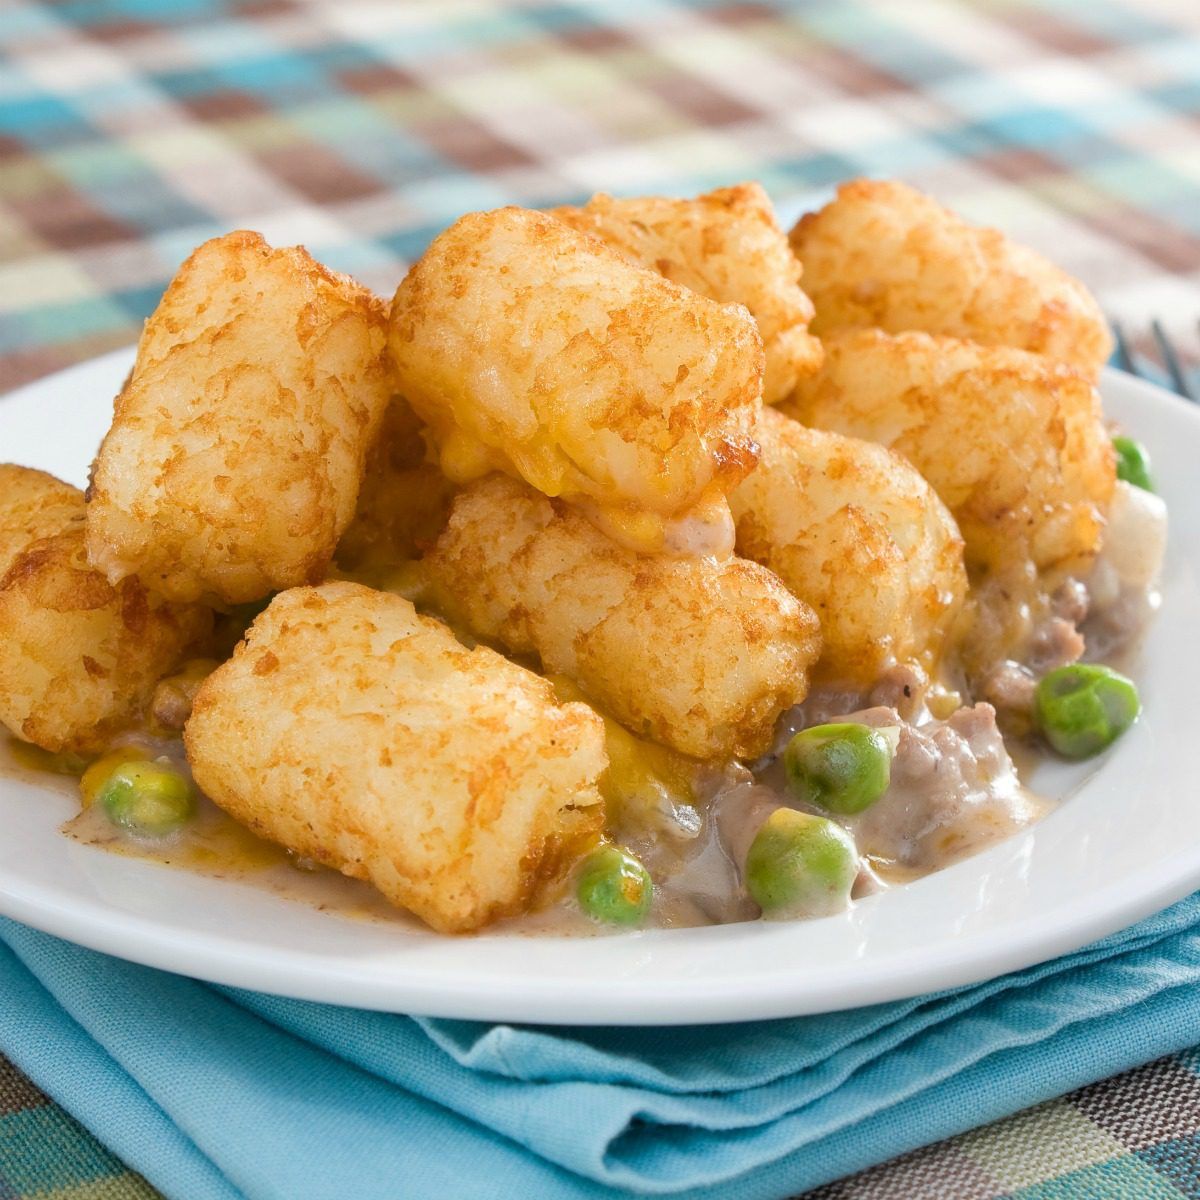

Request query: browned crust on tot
[
  {"left": 730, "top": 407, "right": 967, "bottom": 684},
  {"left": 0, "top": 472, "right": 212, "bottom": 753},
  {"left": 425, "top": 473, "right": 821, "bottom": 759},
  {"left": 387, "top": 206, "right": 764, "bottom": 536},
  {"left": 86, "top": 231, "right": 393, "bottom": 605},
  {"left": 790, "top": 178, "right": 1112, "bottom": 377},
  {"left": 0, "top": 464, "right": 82, "bottom": 577},
  {"left": 184, "top": 583, "right": 608, "bottom": 933},
  {"left": 552, "top": 182, "right": 822, "bottom": 402},
  {"left": 784, "top": 329, "right": 1115, "bottom": 582}
]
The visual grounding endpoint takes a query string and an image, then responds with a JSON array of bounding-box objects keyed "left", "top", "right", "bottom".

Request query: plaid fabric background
[
  {"left": 3, "top": 0, "right": 1200, "bottom": 390},
  {"left": 3, "top": 0, "right": 1200, "bottom": 1197}
]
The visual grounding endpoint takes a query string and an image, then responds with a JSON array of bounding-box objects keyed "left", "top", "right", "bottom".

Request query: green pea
[
  {"left": 576, "top": 845, "right": 653, "bottom": 926},
  {"left": 783, "top": 722, "right": 895, "bottom": 815},
  {"left": 1034, "top": 664, "right": 1141, "bottom": 759},
  {"left": 99, "top": 760, "right": 195, "bottom": 837},
  {"left": 745, "top": 808, "right": 858, "bottom": 918},
  {"left": 1112, "top": 436, "right": 1154, "bottom": 492}
]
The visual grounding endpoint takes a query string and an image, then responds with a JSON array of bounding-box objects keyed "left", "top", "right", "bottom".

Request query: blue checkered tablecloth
[{"left": 3, "top": 0, "right": 1199, "bottom": 391}]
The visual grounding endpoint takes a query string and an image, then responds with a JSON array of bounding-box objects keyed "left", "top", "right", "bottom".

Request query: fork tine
[
  {"left": 1151, "top": 318, "right": 1197, "bottom": 402},
  {"left": 1110, "top": 318, "right": 1136, "bottom": 375}
]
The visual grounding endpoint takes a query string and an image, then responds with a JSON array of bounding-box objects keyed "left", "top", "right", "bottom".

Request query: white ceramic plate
[{"left": 1, "top": 349, "right": 1198, "bottom": 1025}]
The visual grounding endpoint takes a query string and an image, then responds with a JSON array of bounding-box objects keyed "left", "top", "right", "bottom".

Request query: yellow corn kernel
[
  {"left": 927, "top": 686, "right": 964, "bottom": 721},
  {"left": 80, "top": 745, "right": 151, "bottom": 809}
]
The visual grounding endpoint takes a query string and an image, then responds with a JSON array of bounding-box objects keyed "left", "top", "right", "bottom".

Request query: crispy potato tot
[
  {"left": 730, "top": 408, "right": 967, "bottom": 684},
  {"left": 334, "top": 395, "right": 457, "bottom": 573},
  {"left": 0, "top": 465, "right": 81, "bottom": 576},
  {"left": 784, "top": 330, "right": 1115, "bottom": 581},
  {"left": 388, "top": 206, "right": 763, "bottom": 556},
  {"left": 551, "top": 182, "right": 821, "bottom": 403},
  {"left": 425, "top": 474, "right": 820, "bottom": 760},
  {"left": 791, "top": 179, "right": 1112, "bottom": 377},
  {"left": 184, "top": 583, "right": 607, "bottom": 934},
  {"left": 0, "top": 473, "right": 211, "bottom": 754},
  {"left": 87, "top": 231, "right": 393, "bottom": 606}
]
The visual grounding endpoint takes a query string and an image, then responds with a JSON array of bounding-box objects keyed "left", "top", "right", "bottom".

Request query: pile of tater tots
[{"left": 1, "top": 179, "right": 1161, "bottom": 936}]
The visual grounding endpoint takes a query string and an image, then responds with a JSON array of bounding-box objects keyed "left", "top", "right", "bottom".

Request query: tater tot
[
  {"left": 0, "top": 473, "right": 211, "bottom": 753},
  {"left": 791, "top": 179, "right": 1112, "bottom": 377},
  {"left": 784, "top": 330, "right": 1115, "bottom": 581},
  {"left": 184, "top": 583, "right": 607, "bottom": 934},
  {"left": 730, "top": 408, "right": 967, "bottom": 685},
  {"left": 334, "top": 394, "right": 457, "bottom": 573},
  {"left": 551, "top": 182, "right": 821, "bottom": 404},
  {"left": 86, "top": 231, "right": 393, "bottom": 606},
  {"left": 0, "top": 465, "right": 81, "bottom": 576},
  {"left": 388, "top": 207, "right": 763, "bottom": 557},
  {"left": 424, "top": 474, "right": 821, "bottom": 760}
]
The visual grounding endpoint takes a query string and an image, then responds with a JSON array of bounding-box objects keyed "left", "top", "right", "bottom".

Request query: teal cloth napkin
[{"left": 5, "top": 900, "right": 1200, "bottom": 1200}]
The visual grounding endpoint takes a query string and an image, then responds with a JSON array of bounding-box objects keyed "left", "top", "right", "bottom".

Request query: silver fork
[{"left": 1110, "top": 318, "right": 1198, "bottom": 402}]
